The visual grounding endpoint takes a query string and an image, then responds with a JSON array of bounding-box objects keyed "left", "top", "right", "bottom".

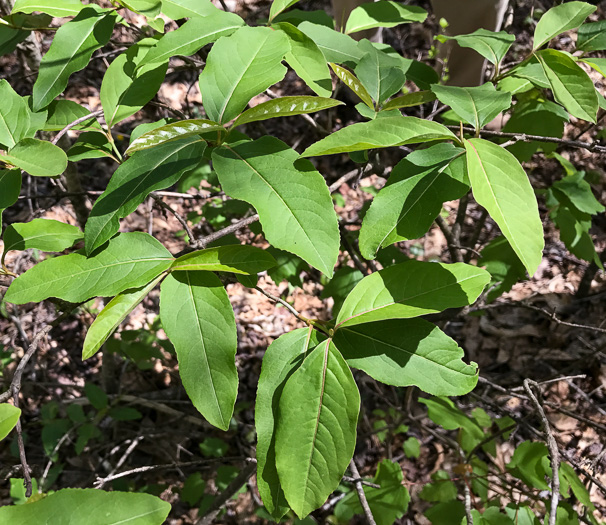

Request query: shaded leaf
[
  {"left": 479, "top": 236, "right": 527, "bottom": 302},
  {"left": 0, "top": 169, "right": 21, "bottom": 230},
  {"left": 43, "top": 100, "right": 100, "bottom": 132},
  {"left": 345, "top": 1, "right": 427, "bottom": 34},
  {"left": 383, "top": 90, "right": 435, "bottom": 110},
  {"left": 171, "top": 245, "right": 276, "bottom": 274},
  {"left": 67, "top": 131, "right": 114, "bottom": 161},
  {"left": 577, "top": 20, "right": 606, "bottom": 51}
]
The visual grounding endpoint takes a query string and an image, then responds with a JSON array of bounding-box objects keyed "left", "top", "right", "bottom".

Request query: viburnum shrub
[{"left": 0, "top": 0, "right": 604, "bottom": 523}]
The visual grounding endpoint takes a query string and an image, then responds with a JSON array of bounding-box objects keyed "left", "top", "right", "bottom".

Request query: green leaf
[
  {"left": 420, "top": 471, "right": 458, "bottom": 502},
  {"left": 269, "top": 0, "right": 300, "bottom": 21},
  {"left": 580, "top": 57, "right": 606, "bottom": 78},
  {"left": 550, "top": 199, "right": 600, "bottom": 265},
  {"left": 84, "top": 383, "right": 108, "bottom": 410},
  {"left": 5, "top": 232, "right": 173, "bottom": 305},
  {"left": 43, "top": 100, "right": 100, "bottom": 132},
  {"left": 160, "top": 271, "right": 238, "bottom": 430},
  {"left": 559, "top": 462, "right": 595, "bottom": 511},
  {"left": 0, "top": 488, "right": 170, "bottom": 524},
  {"left": 479, "top": 236, "right": 527, "bottom": 302},
  {"left": 0, "top": 80, "right": 30, "bottom": 149},
  {"left": 67, "top": 131, "right": 114, "bottom": 162},
  {"left": 329, "top": 62, "right": 374, "bottom": 109},
  {"left": 302, "top": 116, "right": 457, "bottom": 157},
  {"left": 298, "top": 21, "right": 362, "bottom": 65},
  {"left": 577, "top": 20, "right": 606, "bottom": 51},
  {"left": 511, "top": 59, "right": 550, "bottom": 89},
  {"left": 125, "top": 119, "right": 221, "bottom": 154},
  {"left": 12, "top": 0, "right": 84, "bottom": 17},
  {"left": 120, "top": 0, "right": 161, "bottom": 18},
  {"left": 171, "top": 245, "right": 276, "bottom": 275},
  {"left": 256, "top": 328, "right": 322, "bottom": 520},
  {"left": 199, "top": 26, "right": 290, "bottom": 124},
  {"left": 465, "top": 138, "right": 544, "bottom": 275},
  {"left": 0, "top": 404, "right": 21, "bottom": 441},
  {"left": 101, "top": 39, "right": 168, "bottom": 128},
  {"left": 2, "top": 138, "right": 68, "bottom": 177},
  {"left": 355, "top": 40, "right": 406, "bottom": 105},
  {"left": 85, "top": 137, "right": 205, "bottom": 255},
  {"left": 161, "top": 0, "right": 217, "bottom": 19},
  {"left": 432, "top": 83, "right": 511, "bottom": 130},
  {"left": 212, "top": 136, "right": 339, "bottom": 277},
  {"left": 345, "top": 1, "right": 427, "bottom": 34},
  {"left": 82, "top": 276, "right": 163, "bottom": 360},
  {"left": 275, "top": 22, "right": 332, "bottom": 97},
  {"left": 334, "top": 318, "right": 478, "bottom": 396},
  {"left": 321, "top": 266, "right": 364, "bottom": 318},
  {"left": 142, "top": 10, "right": 243, "bottom": 67},
  {"left": 0, "top": 18, "right": 29, "bottom": 57},
  {"left": 533, "top": 1, "right": 595, "bottom": 50},
  {"left": 232, "top": 96, "right": 342, "bottom": 128},
  {"left": 444, "top": 29, "right": 514, "bottom": 65},
  {"left": 552, "top": 172, "right": 604, "bottom": 215},
  {"left": 32, "top": 7, "right": 116, "bottom": 111},
  {"left": 382, "top": 90, "right": 436, "bottom": 110},
  {"left": 3, "top": 219, "right": 82, "bottom": 259},
  {"left": 507, "top": 441, "right": 551, "bottom": 490},
  {"left": 335, "top": 260, "right": 490, "bottom": 329},
  {"left": 403, "top": 437, "right": 420, "bottom": 458},
  {"left": 536, "top": 49, "right": 598, "bottom": 123},
  {"left": 0, "top": 169, "right": 21, "bottom": 230},
  {"left": 359, "top": 143, "right": 468, "bottom": 259},
  {"left": 275, "top": 339, "right": 359, "bottom": 518}
]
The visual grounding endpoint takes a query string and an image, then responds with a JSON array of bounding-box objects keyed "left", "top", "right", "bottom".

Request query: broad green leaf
[
  {"left": 533, "top": 1, "right": 595, "bottom": 50},
  {"left": 425, "top": 501, "right": 466, "bottom": 525},
  {"left": 2, "top": 138, "right": 67, "bottom": 177},
  {"left": 444, "top": 29, "right": 514, "bottom": 65},
  {"left": 269, "top": 0, "right": 300, "bottom": 22},
  {"left": 67, "top": 131, "right": 115, "bottom": 162},
  {"left": 301, "top": 116, "right": 457, "bottom": 157},
  {"left": 160, "top": 271, "right": 238, "bottom": 430},
  {"left": 5, "top": 232, "right": 173, "bottom": 304},
  {"left": 504, "top": 504, "right": 540, "bottom": 525},
  {"left": 0, "top": 169, "right": 21, "bottom": 230},
  {"left": 536, "top": 49, "right": 598, "bottom": 123},
  {"left": 420, "top": 471, "right": 458, "bottom": 503},
  {"left": 336, "top": 260, "right": 490, "bottom": 329},
  {"left": 212, "top": 136, "right": 339, "bottom": 277},
  {"left": 552, "top": 172, "right": 605, "bottom": 215},
  {"left": 497, "top": 76, "right": 534, "bottom": 95},
  {"left": 355, "top": 40, "right": 406, "bottom": 105},
  {"left": 275, "top": 22, "right": 332, "bottom": 97},
  {"left": 383, "top": 90, "right": 435, "bottom": 110},
  {"left": 141, "top": 10, "right": 243, "bottom": 67},
  {"left": 0, "top": 404, "right": 21, "bottom": 441},
  {"left": 85, "top": 137, "right": 205, "bottom": 255},
  {"left": 345, "top": 1, "right": 427, "bottom": 34},
  {"left": 334, "top": 318, "right": 478, "bottom": 396},
  {"left": 358, "top": 144, "right": 468, "bottom": 259},
  {"left": 199, "top": 26, "right": 290, "bottom": 124},
  {"left": 0, "top": 19, "right": 29, "bottom": 57},
  {"left": 298, "top": 21, "right": 362, "bottom": 65},
  {"left": 511, "top": 59, "right": 550, "bottom": 89},
  {"left": 120, "top": 0, "right": 161, "bottom": 18},
  {"left": 581, "top": 57, "right": 606, "bottom": 78},
  {"left": 507, "top": 441, "right": 551, "bottom": 490},
  {"left": 256, "top": 328, "right": 322, "bottom": 520},
  {"left": 577, "top": 20, "right": 606, "bottom": 51},
  {"left": 559, "top": 462, "right": 595, "bottom": 511},
  {"left": 161, "top": 0, "right": 216, "bottom": 19},
  {"left": 12, "top": 0, "right": 84, "bottom": 17},
  {"left": 82, "top": 275, "right": 163, "bottom": 360},
  {"left": 275, "top": 340, "right": 359, "bottom": 518},
  {"left": 32, "top": 8, "right": 116, "bottom": 111},
  {"left": 171, "top": 245, "right": 276, "bottom": 274},
  {"left": 232, "top": 96, "right": 342, "bottom": 128},
  {"left": 0, "top": 80, "right": 30, "bottom": 149},
  {"left": 125, "top": 119, "right": 221, "bottom": 154},
  {"left": 101, "top": 39, "right": 168, "bottom": 128},
  {"left": 0, "top": 488, "right": 170, "bottom": 524},
  {"left": 431, "top": 83, "right": 511, "bottom": 130},
  {"left": 43, "top": 100, "right": 100, "bottom": 132},
  {"left": 396, "top": 56, "right": 440, "bottom": 90},
  {"left": 329, "top": 62, "right": 374, "bottom": 109},
  {"left": 321, "top": 266, "right": 364, "bottom": 318},
  {"left": 3, "top": 219, "right": 82, "bottom": 258},
  {"left": 465, "top": 138, "right": 544, "bottom": 275}
]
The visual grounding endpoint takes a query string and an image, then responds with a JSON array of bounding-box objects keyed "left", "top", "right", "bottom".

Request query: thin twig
[
  {"left": 150, "top": 194, "right": 195, "bottom": 243},
  {"left": 94, "top": 436, "right": 145, "bottom": 489},
  {"left": 342, "top": 475, "right": 381, "bottom": 489},
  {"left": 254, "top": 286, "right": 306, "bottom": 322},
  {"left": 51, "top": 110, "right": 104, "bottom": 145},
  {"left": 435, "top": 215, "right": 462, "bottom": 262},
  {"left": 191, "top": 214, "right": 259, "bottom": 250},
  {"left": 349, "top": 459, "right": 377, "bottom": 525}
]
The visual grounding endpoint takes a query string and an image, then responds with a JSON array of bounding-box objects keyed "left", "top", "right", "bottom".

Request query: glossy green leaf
[
  {"left": 160, "top": 271, "right": 237, "bottom": 430},
  {"left": 256, "top": 328, "right": 322, "bottom": 520},
  {"left": 334, "top": 318, "right": 478, "bottom": 395},
  {"left": 335, "top": 260, "right": 490, "bottom": 329},
  {"left": 161, "top": 0, "right": 217, "bottom": 19},
  {"left": 2, "top": 138, "right": 67, "bottom": 177},
  {"left": 444, "top": 29, "right": 514, "bottom": 65},
  {"left": 0, "top": 404, "right": 21, "bottom": 441},
  {"left": 0, "top": 80, "right": 30, "bottom": 149},
  {"left": 0, "top": 169, "right": 21, "bottom": 230},
  {"left": 67, "top": 131, "right": 114, "bottom": 161},
  {"left": 12, "top": 0, "right": 84, "bottom": 17},
  {"left": 533, "top": 1, "right": 595, "bottom": 50},
  {"left": 359, "top": 144, "right": 467, "bottom": 259},
  {"left": 82, "top": 275, "right": 163, "bottom": 360},
  {"left": 43, "top": 100, "right": 100, "bottom": 132},
  {"left": 32, "top": 7, "right": 116, "bottom": 111},
  {"left": 212, "top": 136, "right": 339, "bottom": 277},
  {"left": 142, "top": 10, "right": 243, "bottom": 66},
  {"left": 269, "top": 0, "right": 300, "bottom": 22},
  {"left": 329, "top": 62, "right": 374, "bottom": 108},
  {"left": 302, "top": 116, "right": 457, "bottom": 157},
  {"left": 0, "top": 488, "right": 170, "bottom": 524},
  {"left": 432, "top": 83, "right": 511, "bottom": 130},
  {"left": 101, "top": 39, "right": 168, "bottom": 128},
  {"left": 171, "top": 245, "right": 276, "bottom": 274},
  {"left": 5, "top": 232, "right": 173, "bottom": 305},
  {"left": 536, "top": 49, "right": 598, "bottom": 123},
  {"left": 275, "top": 22, "right": 332, "bottom": 97},
  {"left": 345, "top": 1, "right": 427, "bottom": 34},
  {"left": 199, "top": 26, "right": 290, "bottom": 124},
  {"left": 125, "top": 120, "right": 221, "bottom": 154},
  {"left": 275, "top": 339, "right": 359, "bottom": 518},
  {"left": 85, "top": 137, "right": 205, "bottom": 255},
  {"left": 577, "top": 20, "right": 606, "bottom": 51},
  {"left": 3, "top": 219, "right": 82, "bottom": 258},
  {"left": 465, "top": 138, "right": 544, "bottom": 275},
  {"left": 298, "top": 21, "right": 362, "bottom": 65},
  {"left": 383, "top": 90, "right": 435, "bottom": 110},
  {"left": 355, "top": 40, "right": 405, "bottom": 105}
]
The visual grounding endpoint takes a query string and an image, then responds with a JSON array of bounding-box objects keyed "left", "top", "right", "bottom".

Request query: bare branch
[{"left": 349, "top": 459, "right": 377, "bottom": 525}]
